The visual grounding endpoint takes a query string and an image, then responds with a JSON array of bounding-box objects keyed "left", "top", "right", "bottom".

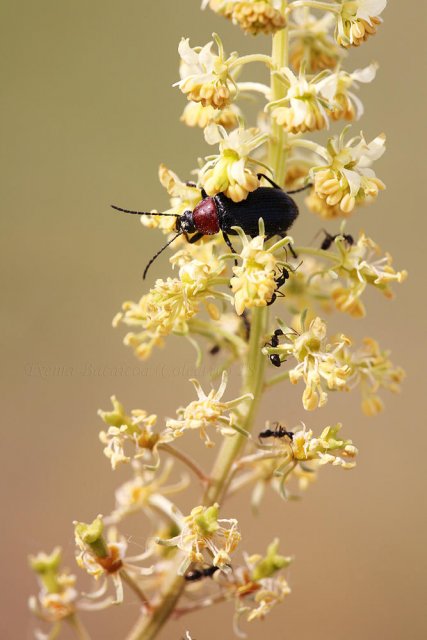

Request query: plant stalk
[{"left": 126, "top": 6, "right": 289, "bottom": 638}]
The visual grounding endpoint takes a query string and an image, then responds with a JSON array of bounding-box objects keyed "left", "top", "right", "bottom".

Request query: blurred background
[{"left": 1, "top": 1, "right": 426, "bottom": 638}]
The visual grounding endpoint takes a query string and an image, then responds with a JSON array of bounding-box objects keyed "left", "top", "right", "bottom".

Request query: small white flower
[
  {"left": 166, "top": 371, "right": 253, "bottom": 447},
  {"left": 200, "top": 124, "right": 268, "bottom": 202},
  {"left": 318, "top": 63, "right": 378, "bottom": 121},
  {"left": 336, "top": 0, "right": 387, "bottom": 48},
  {"left": 268, "top": 68, "right": 332, "bottom": 133},
  {"left": 311, "top": 129, "right": 386, "bottom": 214},
  {"left": 176, "top": 35, "right": 238, "bottom": 109}
]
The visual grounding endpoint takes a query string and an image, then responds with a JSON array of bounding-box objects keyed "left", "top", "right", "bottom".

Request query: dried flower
[
  {"left": 310, "top": 128, "right": 386, "bottom": 214},
  {"left": 166, "top": 371, "right": 253, "bottom": 447},
  {"left": 200, "top": 123, "right": 267, "bottom": 202},
  {"left": 335, "top": 0, "right": 387, "bottom": 48},
  {"left": 176, "top": 35, "right": 238, "bottom": 109},
  {"left": 156, "top": 503, "right": 241, "bottom": 573}
]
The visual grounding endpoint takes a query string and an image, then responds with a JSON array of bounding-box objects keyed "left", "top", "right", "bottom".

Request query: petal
[
  {"left": 351, "top": 63, "right": 378, "bottom": 83},
  {"left": 342, "top": 168, "right": 362, "bottom": 196},
  {"left": 357, "top": 0, "right": 387, "bottom": 21}
]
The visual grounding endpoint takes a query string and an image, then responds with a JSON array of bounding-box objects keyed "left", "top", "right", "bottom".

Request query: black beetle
[
  {"left": 111, "top": 173, "right": 311, "bottom": 279},
  {"left": 259, "top": 422, "right": 294, "bottom": 440}
]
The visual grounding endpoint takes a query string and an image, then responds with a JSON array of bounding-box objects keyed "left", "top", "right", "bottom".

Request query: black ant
[
  {"left": 184, "top": 565, "right": 220, "bottom": 582},
  {"left": 259, "top": 423, "right": 294, "bottom": 440},
  {"left": 320, "top": 230, "right": 354, "bottom": 251},
  {"left": 264, "top": 328, "right": 284, "bottom": 367},
  {"left": 267, "top": 267, "right": 290, "bottom": 307}
]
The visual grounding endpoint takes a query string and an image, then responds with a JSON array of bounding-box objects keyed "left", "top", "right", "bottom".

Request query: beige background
[{"left": 1, "top": 2, "right": 426, "bottom": 639}]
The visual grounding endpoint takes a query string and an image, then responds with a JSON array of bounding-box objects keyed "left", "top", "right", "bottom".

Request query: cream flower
[
  {"left": 107, "top": 461, "right": 188, "bottom": 524},
  {"left": 328, "top": 232, "right": 408, "bottom": 317},
  {"left": 74, "top": 516, "right": 153, "bottom": 608},
  {"left": 347, "top": 338, "right": 405, "bottom": 415},
  {"left": 204, "top": 0, "right": 287, "bottom": 36},
  {"left": 289, "top": 9, "right": 341, "bottom": 73},
  {"left": 263, "top": 316, "right": 352, "bottom": 410},
  {"left": 29, "top": 548, "right": 77, "bottom": 625},
  {"left": 310, "top": 129, "right": 386, "bottom": 214},
  {"left": 335, "top": 0, "right": 387, "bottom": 48},
  {"left": 200, "top": 123, "right": 267, "bottom": 202},
  {"left": 230, "top": 229, "right": 287, "bottom": 315},
  {"left": 113, "top": 259, "right": 228, "bottom": 359},
  {"left": 156, "top": 503, "right": 241, "bottom": 573},
  {"left": 166, "top": 371, "right": 253, "bottom": 447},
  {"left": 291, "top": 424, "right": 358, "bottom": 469},
  {"left": 176, "top": 35, "right": 238, "bottom": 109},
  {"left": 268, "top": 68, "right": 332, "bottom": 133},
  {"left": 181, "top": 100, "right": 240, "bottom": 129},
  {"left": 319, "top": 63, "right": 378, "bottom": 121},
  {"left": 140, "top": 164, "right": 202, "bottom": 234},
  {"left": 229, "top": 540, "right": 291, "bottom": 629},
  {"left": 98, "top": 396, "right": 160, "bottom": 470}
]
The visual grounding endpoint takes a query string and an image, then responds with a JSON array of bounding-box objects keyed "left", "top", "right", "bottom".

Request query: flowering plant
[{"left": 29, "top": 2, "right": 405, "bottom": 639}]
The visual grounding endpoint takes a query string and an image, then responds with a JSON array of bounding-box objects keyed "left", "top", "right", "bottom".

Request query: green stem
[
  {"left": 202, "top": 306, "right": 268, "bottom": 505},
  {"left": 67, "top": 615, "right": 92, "bottom": 640},
  {"left": 288, "top": 0, "right": 340, "bottom": 13},
  {"left": 268, "top": 1, "right": 289, "bottom": 186}
]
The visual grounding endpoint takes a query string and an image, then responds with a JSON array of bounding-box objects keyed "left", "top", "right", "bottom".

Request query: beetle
[
  {"left": 320, "top": 230, "right": 354, "bottom": 251},
  {"left": 111, "top": 174, "right": 311, "bottom": 279},
  {"left": 259, "top": 422, "right": 294, "bottom": 440}
]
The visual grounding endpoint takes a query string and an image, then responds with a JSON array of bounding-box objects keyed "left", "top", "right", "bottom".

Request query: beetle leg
[
  {"left": 287, "top": 183, "right": 313, "bottom": 194},
  {"left": 200, "top": 188, "right": 208, "bottom": 199},
  {"left": 188, "top": 231, "right": 205, "bottom": 244},
  {"left": 186, "top": 181, "right": 197, "bottom": 188},
  {"left": 257, "top": 173, "right": 282, "bottom": 190},
  {"left": 222, "top": 231, "right": 238, "bottom": 265}
]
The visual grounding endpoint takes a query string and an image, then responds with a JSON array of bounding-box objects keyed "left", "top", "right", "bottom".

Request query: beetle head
[{"left": 177, "top": 210, "right": 197, "bottom": 234}]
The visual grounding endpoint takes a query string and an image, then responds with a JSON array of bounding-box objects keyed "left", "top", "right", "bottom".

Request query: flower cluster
[
  {"left": 264, "top": 316, "right": 352, "bottom": 410},
  {"left": 204, "top": 0, "right": 287, "bottom": 36},
  {"left": 348, "top": 338, "right": 405, "bottom": 415},
  {"left": 289, "top": 9, "right": 341, "bottom": 73},
  {"left": 328, "top": 232, "right": 408, "bottom": 317},
  {"left": 176, "top": 35, "right": 238, "bottom": 109},
  {"left": 310, "top": 129, "right": 386, "bottom": 215},
  {"left": 113, "top": 259, "right": 227, "bottom": 359},
  {"left": 98, "top": 395, "right": 161, "bottom": 469},
  {"left": 166, "top": 372, "right": 252, "bottom": 447},
  {"left": 28, "top": 548, "right": 77, "bottom": 627},
  {"left": 335, "top": 0, "right": 387, "bottom": 48},
  {"left": 291, "top": 423, "right": 357, "bottom": 469},
  {"left": 200, "top": 124, "right": 267, "bottom": 201},
  {"left": 157, "top": 503, "right": 241, "bottom": 573}
]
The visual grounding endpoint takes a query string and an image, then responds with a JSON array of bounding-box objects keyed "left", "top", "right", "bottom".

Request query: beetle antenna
[
  {"left": 143, "top": 231, "right": 183, "bottom": 280},
  {"left": 111, "top": 205, "right": 180, "bottom": 217}
]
